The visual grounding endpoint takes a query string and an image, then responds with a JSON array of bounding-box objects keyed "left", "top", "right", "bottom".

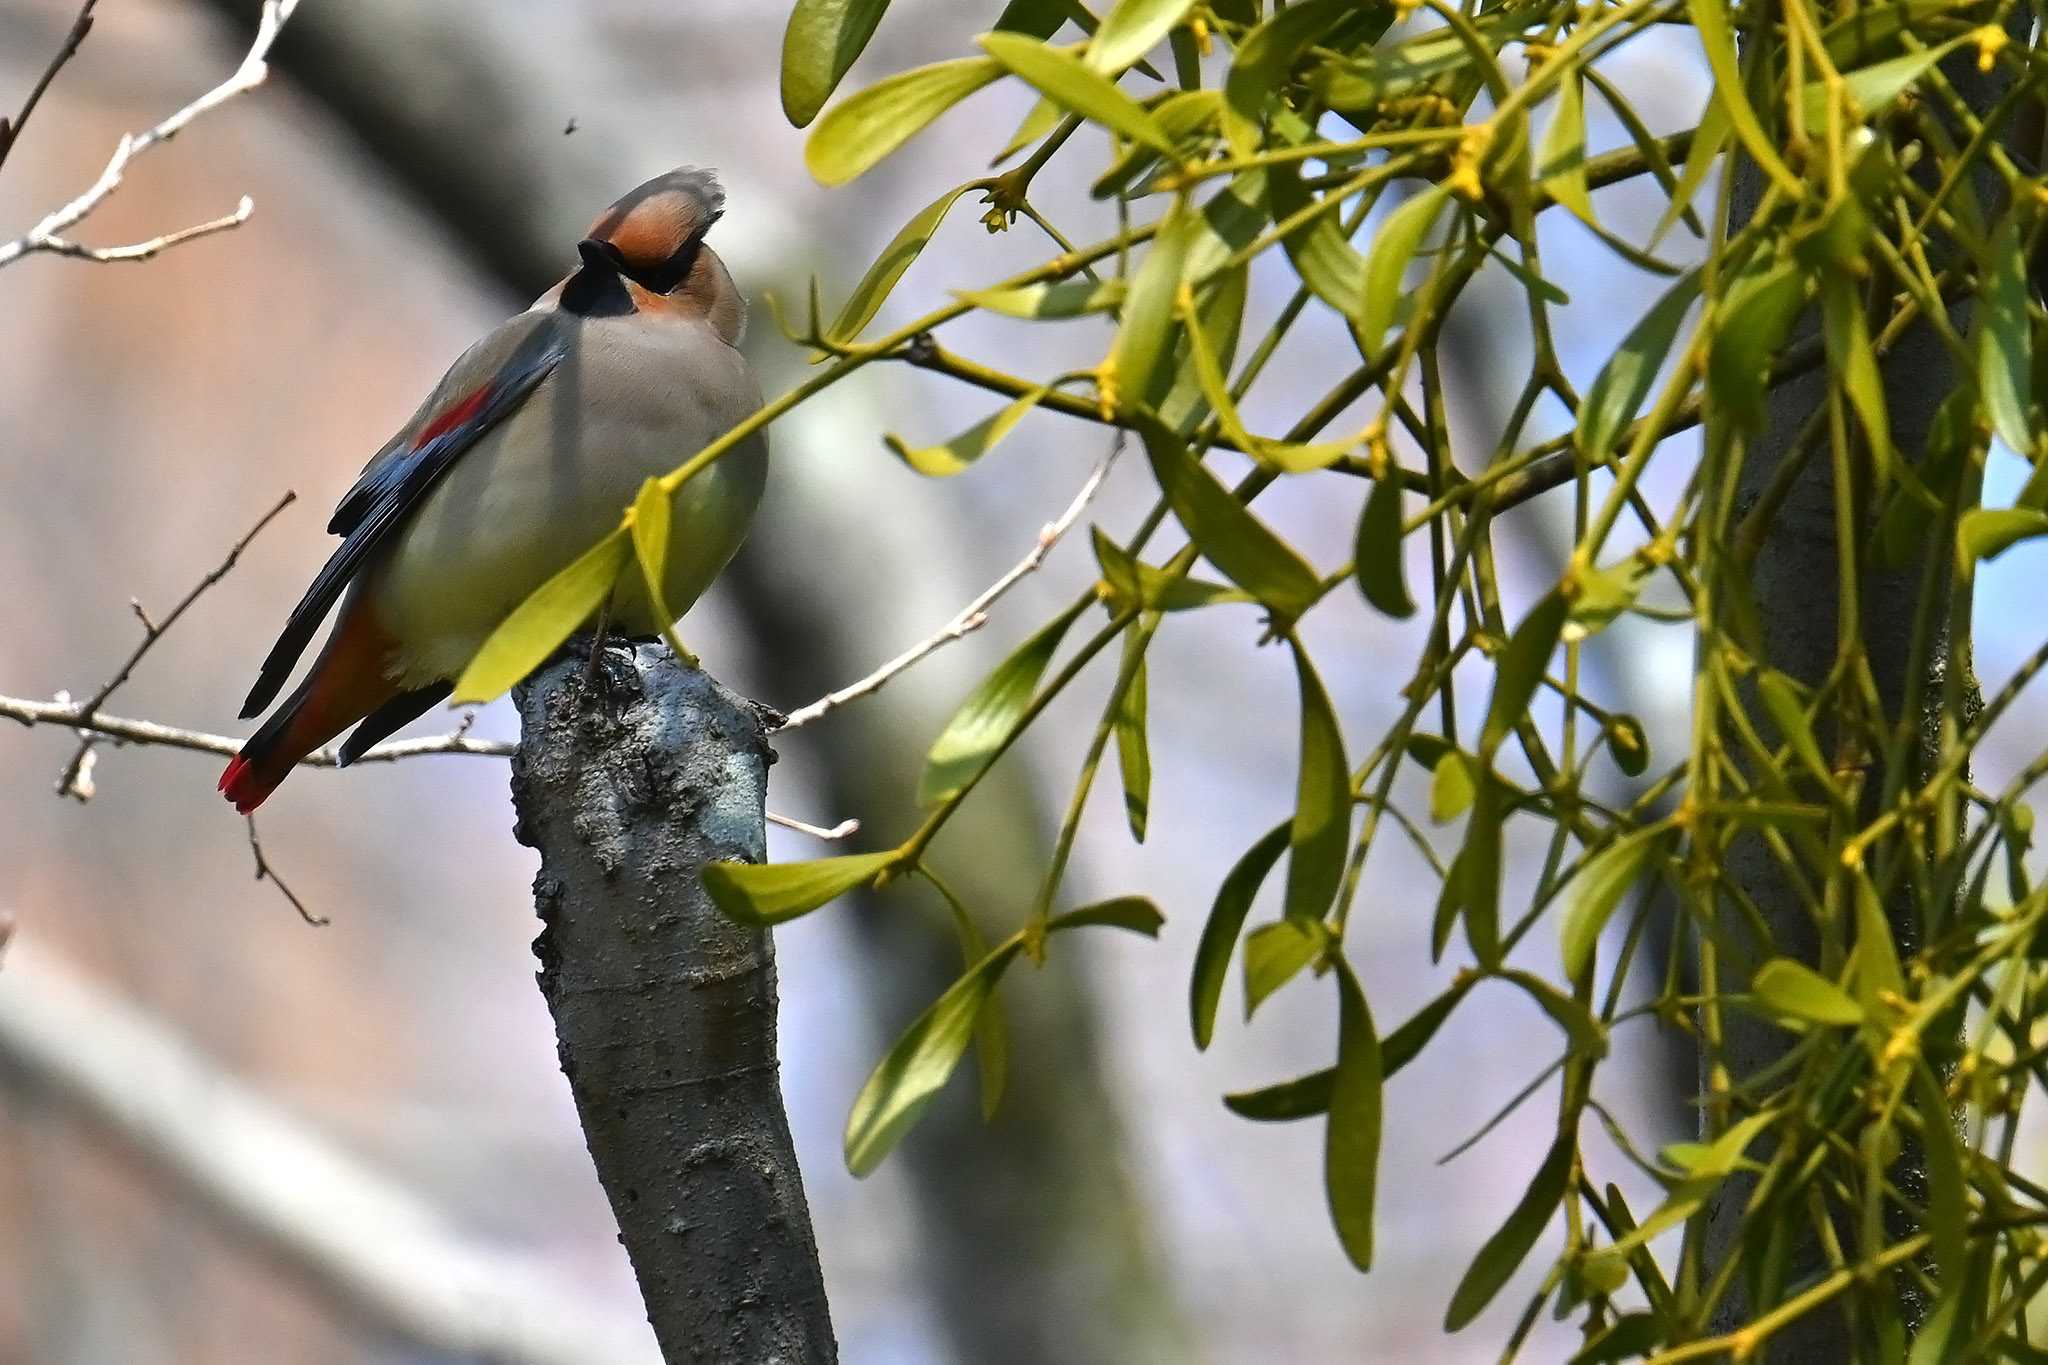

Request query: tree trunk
[{"left": 512, "top": 645, "right": 835, "bottom": 1364}]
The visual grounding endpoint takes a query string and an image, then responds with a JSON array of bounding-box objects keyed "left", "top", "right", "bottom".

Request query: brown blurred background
[{"left": 2, "top": 3, "right": 1937, "bottom": 1362}]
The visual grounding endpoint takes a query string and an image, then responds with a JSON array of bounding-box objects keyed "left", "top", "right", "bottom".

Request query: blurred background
[{"left": 3, "top": 3, "right": 2036, "bottom": 1362}]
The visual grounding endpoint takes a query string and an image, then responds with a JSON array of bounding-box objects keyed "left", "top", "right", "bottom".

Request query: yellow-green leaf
[
  {"left": 1686, "top": 0, "right": 1802, "bottom": 197},
  {"left": 1708, "top": 254, "right": 1806, "bottom": 433},
  {"left": 1957, "top": 506, "right": 2048, "bottom": 567},
  {"left": 1327, "top": 954, "right": 1383, "bottom": 1272},
  {"left": 1360, "top": 183, "right": 1452, "bottom": 356},
  {"left": 919, "top": 597, "right": 1090, "bottom": 806},
  {"left": 1577, "top": 271, "right": 1699, "bottom": 465},
  {"left": 1224, "top": 1068, "right": 1334, "bottom": 1121},
  {"left": 845, "top": 936, "right": 1025, "bottom": 1174},
  {"left": 1191, "top": 820, "right": 1290, "bottom": 1047},
  {"left": 1267, "top": 162, "right": 1366, "bottom": 320},
  {"left": 1105, "top": 205, "right": 1194, "bottom": 412},
  {"left": 452, "top": 529, "right": 629, "bottom": 703},
  {"left": 1285, "top": 637, "right": 1351, "bottom": 922},
  {"left": 1821, "top": 273, "right": 1893, "bottom": 487},
  {"left": 705, "top": 849, "right": 899, "bottom": 927},
  {"left": 629, "top": 478, "right": 695, "bottom": 668},
  {"left": 1537, "top": 75, "right": 1593, "bottom": 222},
  {"left": 1752, "top": 958, "right": 1864, "bottom": 1027},
  {"left": 1430, "top": 750, "right": 1476, "bottom": 824},
  {"left": 958, "top": 277, "right": 1126, "bottom": 318},
  {"left": 885, "top": 385, "right": 1050, "bottom": 477},
  {"left": 1087, "top": 0, "right": 1196, "bottom": 74},
  {"left": 1979, "top": 213, "right": 2034, "bottom": 456},
  {"left": 1354, "top": 473, "right": 1415, "bottom": 617},
  {"left": 1091, "top": 527, "right": 1248, "bottom": 611},
  {"left": 781, "top": 0, "right": 893, "bottom": 128},
  {"left": 1561, "top": 825, "right": 1668, "bottom": 980},
  {"left": 1482, "top": 590, "right": 1567, "bottom": 756},
  {"left": 923, "top": 871, "right": 1009, "bottom": 1121},
  {"left": 1445, "top": 1131, "right": 1574, "bottom": 1329},
  {"left": 828, "top": 181, "right": 980, "bottom": 344},
  {"left": 807, "top": 55, "right": 1002, "bottom": 186},
  {"left": 1139, "top": 420, "right": 1321, "bottom": 620},
  {"left": 1222, "top": 0, "right": 1358, "bottom": 155},
  {"left": 1243, "top": 915, "right": 1325, "bottom": 1018},
  {"left": 1757, "top": 669, "right": 1834, "bottom": 788},
  {"left": 980, "top": 32, "right": 1174, "bottom": 152},
  {"left": 1113, "top": 632, "right": 1151, "bottom": 841},
  {"left": 1798, "top": 35, "right": 1968, "bottom": 128},
  {"left": 1047, "top": 894, "right": 1165, "bottom": 936}
]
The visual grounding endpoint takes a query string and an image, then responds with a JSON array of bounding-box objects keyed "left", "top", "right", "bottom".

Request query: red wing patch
[{"left": 413, "top": 384, "right": 492, "bottom": 448}]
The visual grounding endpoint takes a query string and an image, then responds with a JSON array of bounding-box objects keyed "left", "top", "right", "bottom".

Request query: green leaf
[
  {"left": 1226, "top": 980, "right": 1473, "bottom": 1121},
  {"left": 1912, "top": 1060, "right": 1967, "bottom": 1286},
  {"left": 781, "top": 0, "right": 893, "bottom": 128},
  {"left": 1564, "top": 557, "right": 1653, "bottom": 641},
  {"left": 1355, "top": 472, "right": 1416, "bottom": 617},
  {"left": 958, "top": 277, "right": 1126, "bottom": 319},
  {"left": 1190, "top": 820, "right": 1290, "bottom": 1048},
  {"left": 979, "top": 32, "right": 1175, "bottom": 152},
  {"left": 995, "top": 0, "right": 1095, "bottom": 39},
  {"left": 1980, "top": 213, "right": 2035, "bottom": 456},
  {"left": 1224, "top": 1068, "right": 1334, "bottom": 1120},
  {"left": 1537, "top": 75, "right": 1593, "bottom": 222},
  {"left": 1430, "top": 750, "right": 1476, "bottom": 824},
  {"left": 1799, "top": 34, "right": 1968, "bottom": 127},
  {"left": 1284, "top": 637, "right": 1351, "bottom": 922},
  {"left": 1560, "top": 825, "right": 1668, "bottom": 980},
  {"left": 1267, "top": 161, "right": 1366, "bottom": 318},
  {"left": 1139, "top": 420, "right": 1322, "bottom": 621},
  {"left": 919, "top": 597, "right": 1090, "bottom": 806},
  {"left": 1498, "top": 969, "right": 1605, "bottom": 1060},
  {"left": 1158, "top": 258, "right": 1248, "bottom": 435},
  {"left": 1650, "top": 92, "right": 1729, "bottom": 248},
  {"left": 1222, "top": 0, "right": 1360, "bottom": 155},
  {"left": 806, "top": 55, "right": 1002, "bottom": 186},
  {"left": 705, "top": 849, "right": 899, "bottom": 927},
  {"left": 1708, "top": 254, "right": 1807, "bottom": 433},
  {"left": 1850, "top": 870, "right": 1907, "bottom": 1014},
  {"left": 1957, "top": 507, "right": 2048, "bottom": 567},
  {"left": 1686, "top": 0, "right": 1802, "bottom": 196},
  {"left": 1113, "top": 632, "right": 1151, "bottom": 841},
  {"left": 1757, "top": 669, "right": 1834, "bottom": 787},
  {"left": 452, "top": 529, "right": 628, "bottom": 703},
  {"left": 629, "top": 477, "right": 696, "bottom": 667},
  {"left": 1326, "top": 954, "right": 1383, "bottom": 1272},
  {"left": 1752, "top": 958, "right": 1864, "bottom": 1027},
  {"left": 1106, "top": 206, "right": 1193, "bottom": 412},
  {"left": 828, "top": 181, "right": 978, "bottom": 344},
  {"left": 845, "top": 936, "right": 1026, "bottom": 1174},
  {"left": 923, "top": 871, "right": 1009, "bottom": 1120},
  {"left": 1482, "top": 590, "right": 1568, "bottom": 756},
  {"left": 1821, "top": 274, "right": 1893, "bottom": 487},
  {"left": 1047, "top": 894, "right": 1165, "bottom": 936},
  {"left": 992, "top": 93, "right": 1066, "bottom": 164},
  {"left": 1087, "top": 0, "right": 1196, "bottom": 74},
  {"left": 1091, "top": 527, "right": 1248, "bottom": 611},
  {"left": 885, "top": 385, "right": 1050, "bottom": 477},
  {"left": 1445, "top": 1131, "right": 1574, "bottom": 1330},
  {"left": 1456, "top": 771, "right": 1505, "bottom": 965},
  {"left": 1576, "top": 271, "right": 1700, "bottom": 466},
  {"left": 1243, "top": 916, "right": 1325, "bottom": 1018},
  {"left": 1393, "top": 216, "right": 1471, "bottom": 326}
]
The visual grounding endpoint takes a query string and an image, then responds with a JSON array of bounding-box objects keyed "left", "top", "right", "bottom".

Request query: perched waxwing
[{"left": 221, "top": 168, "right": 766, "bottom": 813}]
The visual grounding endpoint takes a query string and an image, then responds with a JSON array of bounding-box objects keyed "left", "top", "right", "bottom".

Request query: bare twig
[
  {"left": 58, "top": 490, "right": 296, "bottom": 799},
  {"left": 0, "top": 0, "right": 299, "bottom": 270},
  {"left": 779, "top": 432, "right": 1125, "bottom": 731},
  {"left": 0, "top": 0, "right": 96, "bottom": 176},
  {"left": 244, "top": 815, "right": 327, "bottom": 927}
]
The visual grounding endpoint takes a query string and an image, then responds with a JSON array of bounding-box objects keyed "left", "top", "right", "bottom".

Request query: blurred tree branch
[{"left": 0, "top": 941, "right": 664, "bottom": 1365}]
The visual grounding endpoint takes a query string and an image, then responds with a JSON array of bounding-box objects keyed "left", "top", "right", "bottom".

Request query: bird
[{"left": 220, "top": 167, "right": 767, "bottom": 813}]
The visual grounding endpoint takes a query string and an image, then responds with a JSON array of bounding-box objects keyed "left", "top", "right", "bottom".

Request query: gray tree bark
[
  {"left": 1705, "top": 40, "right": 2010, "bottom": 1357},
  {"left": 512, "top": 646, "right": 835, "bottom": 1365}
]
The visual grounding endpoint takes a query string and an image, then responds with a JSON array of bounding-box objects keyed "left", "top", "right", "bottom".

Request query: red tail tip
[{"left": 218, "top": 754, "right": 269, "bottom": 814}]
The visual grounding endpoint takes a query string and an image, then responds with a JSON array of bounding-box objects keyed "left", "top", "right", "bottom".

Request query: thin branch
[
  {"left": 0, "top": 0, "right": 298, "bottom": 270},
  {"left": 780, "top": 432, "right": 1125, "bottom": 731},
  {"left": 244, "top": 815, "right": 326, "bottom": 927},
  {"left": 0, "top": 0, "right": 96, "bottom": 175},
  {"left": 58, "top": 490, "right": 296, "bottom": 799}
]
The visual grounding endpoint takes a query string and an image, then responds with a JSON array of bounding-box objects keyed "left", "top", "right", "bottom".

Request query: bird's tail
[{"left": 221, "top": 607, "right": 398, "bottom": 813}]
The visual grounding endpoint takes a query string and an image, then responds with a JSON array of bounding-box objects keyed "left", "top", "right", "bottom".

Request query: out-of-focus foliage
[{"left": 472, "top": 0, "right": 2048, "bottom": 1355}]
